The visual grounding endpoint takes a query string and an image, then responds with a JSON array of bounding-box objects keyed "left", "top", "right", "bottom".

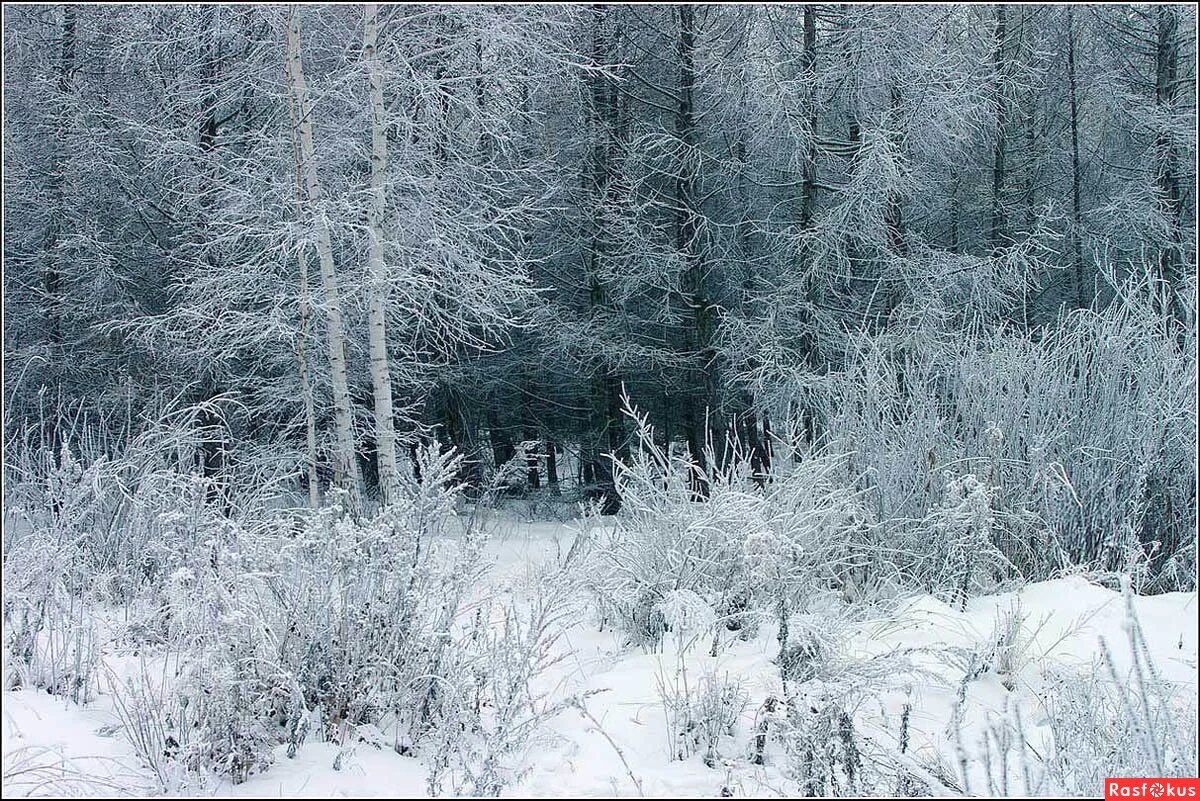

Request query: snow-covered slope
[{"left": 4, "top": 519, "right": 1196, "bottom": 797}]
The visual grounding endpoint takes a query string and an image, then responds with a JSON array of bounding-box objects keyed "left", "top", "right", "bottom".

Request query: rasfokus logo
[{"left": 1106, "top": 779, "right": 1200, "bottom": 799}]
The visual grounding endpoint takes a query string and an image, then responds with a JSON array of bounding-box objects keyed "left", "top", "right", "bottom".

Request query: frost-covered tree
[{"left": 2, "top": 4, "right": 1194, "bottom": 563}]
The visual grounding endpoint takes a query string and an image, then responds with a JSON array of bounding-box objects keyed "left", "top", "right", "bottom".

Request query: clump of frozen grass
[
  {"left": 424, "top": 539, "right": 587, "bottom": 796},
  {"left": 800, "top": 280, "right": 1195, "bottom": 591},
  {"left": 1, "top": 742, "right": 152, "bottom": 798},
  {"left": 1, "top": 579, "right": 99, "bottom": 706},
  {"left": 658, "top": 589, "right": 718, "bottom": 643},
  {"left": 927, "top": 473, "right": 1009, "bottom": 610},
  {"left": 942, "top": 601, "right": 1035, "bottom": 698},
  {"left": 1039, "top": 579, "right": 1198, "bottom": 789},
  {"left": 106, "top": 662, "right": 202, "bottom": 793},
  {"left": 777, "top": 617, "right": 832, "bottom": 687},
  {"left": 953, "top": 577, "right": 1198, "bottom": 796},
  {"left": 777, "top": 698, "right": 864, "bottom": 797},
  {"left": 579, "top": 399, "right": 867, "bottom": 651},
  {"left": 3, "top": 417, "right": 574, "bottom": 793},
  {"left": 648, "top": 588, "right": 750, "bottom": 767},
  {"left": 657, "top": 669, "right": 748, "bottom": 766},
  {"left": 1, "top": 399, "right": 277, "bottom": 708},
  {"left": 2, "top": 439, "right": 115, "bottom": 704},
  {"left": 772, "top": 679, "right": 959, "bottom": 798},
  {"left": 750, "top": 610, "right": 936, "bottom": 795}
]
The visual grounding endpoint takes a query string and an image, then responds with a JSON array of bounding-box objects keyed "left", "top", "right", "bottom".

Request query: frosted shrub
[
  {"left": 100, "top": 443, "right": 570, "bottom": 793},
  {"left": 750, "top": 612, "right": 934, "bottom": 795},
  {"left": 979, "top": 602, "right": 1032, "bottom": 692},
  {"left": 658, "top": 589, "right": 718, "bottom": 643},
  {"left": 424, "top": 567, "right": 580, "bottom": 796},
  {"left": 802, "top": 280, "right": 1195, "bottom": 592},
  {"left": 1, "top": 560, "right": 98, "bottom": 705},
  {"left": 2, "top": 404, "right": 241, "bottom": 602},
  {"left": 111, "top": 654, "right": 275, "bottom": 791},
  {"left": 245, "top": 447, "right": 486, "bottom": 765},
  {"left": 2, "top": 436, "right": 127, "bottom": 702},
  {"left": 928, "top": 473, "right": 1007, "bottom": 609},
  {"left": 779, "top": 699, "right": 864, "bottom": 797},
  {"left": 1, "top": 402, "right": 265, "bottom": 712},
  {"left": 658, "top": 670, "right": 748, "bottom": 766},
  {"left": 581, "top": 401, "right": 865, "bottom": 650},
  {"left": 107, "top": 667, "right": 193, "bottom": 793},
  {"left": 777, "top": 616, "right": 832, "bottom": 687}
]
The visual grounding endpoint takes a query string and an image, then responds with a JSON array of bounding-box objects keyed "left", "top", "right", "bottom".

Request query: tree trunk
[
  {"left": 296, "top": 248, "right": 321, "bottom": 509},
  {"left": 440, "top": 382, "right": 482, "bottom": 489},
  {"left": 676, "top": 4, "right": 716, "bottom": 498},
  {"left": 194, "top": 14, "right": 233, "bottom": 513},
  {"left": 286, "top": 6, "right": 362, "bottom": 506},
  {"left": 1154, "top": 6, "right": 1185, "bottom": 329},
  {"left": 990, "top": 6, "right": 1009, "bottom": 250},
  {"left": 284, "top": 28, "right": 321, "bottom": 510},
  {"left": 487, "top": 402, "right": 515, "bottom": 476},
  {"left": 582, "top": 4, "right": 625, "bottom": 514},
  {"left": 363, "top": 3, "right": 400, "bottom": 505},
  {"left": 523, "top": 423, "right": 540, "bottom": 491},
  {"left": 1067, "top": 6, "right": 1085, "bottom": 308},
  {"left": 44, "top": 5, "right": 76, "bottom": 361},
  {"left": 800, "top": 5, "right": 817, "bottom": 232},
  {"left": 544, "top": 438, "right": 559, "bottom": 493}
]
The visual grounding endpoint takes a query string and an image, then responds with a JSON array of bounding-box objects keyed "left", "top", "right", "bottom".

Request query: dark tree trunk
[
  {"left": 44, "top": 5, "right": 76, "bottom": 358},
  {"left": 522, "top": 423, "right": 540, "bottom": 491},
  {"left": 486, "top": 402, "right": 515, "bottom": 475},
  {"left": 544, "top": 438, "right": 558, "bottom": 493},
  {"left": 582, "top": 4, "right": 626, "bottom": 514},
  {"left": 442, "top": 383, "right": 482, "bottom": 489},
  {"left": 1067, "top": 6, "right": 1086, "bottom": 308},
  {"left": 676, "top": 5, "right": 717, "bottom": 498},
  {"left": 1154, "top": 6, "right": 1185, "bottom": 330},
  {"left": 990, "top": 6, "right": 1009, "bottom": 249}
]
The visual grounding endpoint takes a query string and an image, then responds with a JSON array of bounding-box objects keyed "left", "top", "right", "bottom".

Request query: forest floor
[{"left": 3, "top": 514, "right": 1197, "bottom": 797}]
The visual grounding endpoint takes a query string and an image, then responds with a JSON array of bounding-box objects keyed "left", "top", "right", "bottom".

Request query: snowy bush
[
  {"left": 580, "top": 402, "right": 866, "bottom": 652},
  {"left": 927, "top": 473, "right": 1008, "bottom": 609},
  {"left": 2, "top": 421, "right": 573, "bottom": 793},
  {"left": 780, "top": 699, "right": 864, "bottom": 797},
  {"left": 803, "top": 282, "right": 1195, "bottom": 592},
  {"left": 657, "top": 669, "right": 748, "bottom": 766},
  {"left": 740, "top": 599, "right": 937, "bottom": 794},
  {"left": 424, "top": 568, "right": 581, "bottom": 796},
  {"left": 108, "top": 445, "right": 494, "bottom": 785}
]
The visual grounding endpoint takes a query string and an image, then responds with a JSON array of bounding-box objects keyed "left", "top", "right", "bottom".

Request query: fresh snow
[{"left": 4, "top": 518, "right": 1196, "bottom": 797}]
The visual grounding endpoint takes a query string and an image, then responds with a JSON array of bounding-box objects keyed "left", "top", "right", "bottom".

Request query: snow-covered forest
[{"left": 2, "top": 3, "right": 1197, "bottom": 797}]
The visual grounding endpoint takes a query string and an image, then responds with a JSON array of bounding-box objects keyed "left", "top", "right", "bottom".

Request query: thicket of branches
[{"left": 4, "top": 4, "right": 1195, "bottom": 566}]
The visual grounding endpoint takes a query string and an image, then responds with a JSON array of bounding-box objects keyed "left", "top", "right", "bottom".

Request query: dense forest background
[{"left": 4, "top": 3, "right": 1197, "bottom": 582}]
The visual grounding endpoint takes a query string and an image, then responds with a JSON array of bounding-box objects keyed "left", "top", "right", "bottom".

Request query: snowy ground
[{"left": 3, "top": 517, "right": 1197, "bottom": 797}]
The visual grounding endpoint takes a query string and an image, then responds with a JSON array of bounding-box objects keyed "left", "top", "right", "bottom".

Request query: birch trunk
[
  {"left": 286, "top": 6, "right": 361, "bottom": 505},
  {"left": 296, "top": 247, "right": 321, "bottom": 510},
  {"left": 284, "top": 29, "right": 320, "bottom": 510},
  {"left": 363, "top": 3, "right": 399, "bottom": 505}
]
